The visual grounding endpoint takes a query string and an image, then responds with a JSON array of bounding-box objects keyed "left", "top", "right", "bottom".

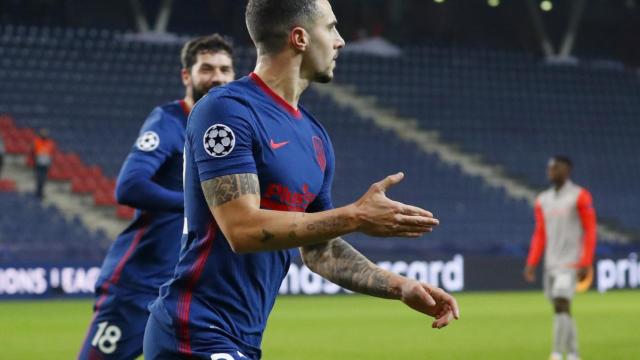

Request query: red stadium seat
[
  {"left": 94, "top": 189, "right": 117, "bottom": 206},
  {"left": 0, "top": 179, "right": 17, "bottom": 192},
  {"left": 71, "top": 176, "right": 100, "bottom": 194},
  {"left": 116, "top": 205, "right": 135, "bottom": 220},
  {"left": 2, "top": 119, "right": 127, "bottom": 224},
  {"left": 66, "top": 153, "right": 83, "bottom": 167},
  {"left": 0, "top": 115, "right": 15, "bottom": 131}
]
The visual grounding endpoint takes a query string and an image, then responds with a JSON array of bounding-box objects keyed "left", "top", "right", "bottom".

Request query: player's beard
[
  {"left": 313, "top": 61, "right": 336, "bottom": 84},
  {"left": 313, "top": 70, "right": 333, "bottom": 84},
  {"left": 192, "top": 81, "right": 222, "bottom": 103}
]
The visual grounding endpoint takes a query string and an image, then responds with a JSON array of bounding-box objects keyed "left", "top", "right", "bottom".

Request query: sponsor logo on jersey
[
  {"left": 261, "top": 183, "right": 317, "bottom": 212},
  {"left": 270, "top": 139, "right": 289, "bottom": 150}
]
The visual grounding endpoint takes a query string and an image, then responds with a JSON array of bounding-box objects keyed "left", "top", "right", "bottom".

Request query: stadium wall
[{"left": 1, "top": 253, "right": 638, "bottom": 299}]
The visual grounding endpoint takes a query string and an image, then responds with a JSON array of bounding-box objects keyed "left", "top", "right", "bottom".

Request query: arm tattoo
[
  {"left": 261, "top": 229, "right": 275, "bottom": 243},
  {"left": 301, "top": 238, "right": 398, "bottom": 299},
  {"left": 201, "top": 173, "right": 260, "bottom": 208},
  {"left": 306, "top": 216, "right": 349, "bottom": 233}
]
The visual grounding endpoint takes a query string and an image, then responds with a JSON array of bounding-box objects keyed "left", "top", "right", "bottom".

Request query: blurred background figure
[
  {"left": 77, "top": 33, "right": 236, "bottom": 360},
  {"left": 32, "top": 128, "right": 55, "bottom": 199},
  {"left": 524, "top": 156, "right": 597, "bottom": 360}
]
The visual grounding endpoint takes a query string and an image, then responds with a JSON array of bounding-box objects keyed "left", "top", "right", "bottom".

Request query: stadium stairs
[
  {"left": 312, "top": 83, "right": 633, "bottom": 244},
  {"left": 334, "top": 49, "right": 640, "bottom": 239},
  {"left": 1, "top": 25, "right": 636, "bottom": 263},
  {"left": 0, "top": 115, "right": 130, "bottom": 242}
]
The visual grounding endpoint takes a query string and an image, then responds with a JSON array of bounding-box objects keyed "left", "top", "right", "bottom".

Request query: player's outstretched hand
[
  {"left": 352, "top": 172, "right": 439, "bottom": 238},
  {"left": 576, "top": 266, "right": 590, "bottom": 282},
  {"left": 400, "top": 280, "right": 460, "bottom": 329}
]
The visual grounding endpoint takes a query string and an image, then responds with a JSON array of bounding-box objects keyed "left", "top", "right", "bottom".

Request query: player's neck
[
  {"left": 253, "top": 54, "right": 310, "bottom": 110},
  {"left": 182, "top": 96, "right": 194, "bottom": 111},
  {"left": 553, "top": 179, "right": 569, "bottom": 191}
]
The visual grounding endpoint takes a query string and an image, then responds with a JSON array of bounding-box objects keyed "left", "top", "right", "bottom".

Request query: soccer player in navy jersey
[
  {"left": 77, "top": 34, "right": 235, "bottom": 360},
  {"left": 144, "top": 1, "right": 460, "bottom": 359}
]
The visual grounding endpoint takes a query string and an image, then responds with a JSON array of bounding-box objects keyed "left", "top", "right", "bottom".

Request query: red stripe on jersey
[
  {"left": 78, "top": 216, "right": 149, "bottom": 358},
  {"left": 107, "top": 214, "right": 150, "bottom": 287},
  {"left": 526, "top": 200, "right": 546, "bottom": 267},
  {"left": 88, "top": 346, "right": 105, "bottom": 360},
  {"left": 249, "top": 72, "right": 303, "bottom": 119},
  {"left": 179, "top": 99, "right": 191, "bottom": 117},
  {"left": 576, "top": 189, "right": 597, "bottom": 267},
  {"left": 176, "top": 222, "right": 217, "bottom": 355},
  {"left": 76, "top": 293, "right": 109, "bottom": 360}
]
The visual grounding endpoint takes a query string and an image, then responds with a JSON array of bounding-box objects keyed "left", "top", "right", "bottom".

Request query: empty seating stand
[
  {"left": 335, "top": 47, "right": 640, "bottom": 233},
  {"left": 0, "top": 115, "right": 126, "bottom": 213},
  {"left": 0, "top": 191, "right": 109, "bottom": 262},
  {"left": 1, "top": 26, "right": 635, "bottom": 264}
]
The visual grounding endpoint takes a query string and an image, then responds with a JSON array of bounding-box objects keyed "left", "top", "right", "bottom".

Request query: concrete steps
[{"left": 3, "top": 153, "right": 127, "bottom": 241}]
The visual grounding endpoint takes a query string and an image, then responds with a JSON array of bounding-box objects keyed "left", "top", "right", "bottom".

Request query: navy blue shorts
[
  {"left": 77, "top": 289, "right": 155, "bottom": 360},
  {"left": 143, "top": 313, "right": 255, "bottom": 360}
]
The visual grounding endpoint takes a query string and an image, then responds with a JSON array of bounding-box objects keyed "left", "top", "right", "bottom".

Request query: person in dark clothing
[{"left": 32, "top": 128, "right": 55, "bottom": 198}]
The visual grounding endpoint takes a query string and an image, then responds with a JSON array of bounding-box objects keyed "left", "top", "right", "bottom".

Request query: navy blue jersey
[
  {"left": 95, "top": 100, "right": 189, "bottom": 295},
  {"left": 149, "top": 73, "right": 335, "bottom": 358}
]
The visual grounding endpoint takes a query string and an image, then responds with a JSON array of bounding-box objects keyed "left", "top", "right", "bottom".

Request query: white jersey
[{"left": 527, "top": 180, "right": 597, "bottom": 271}]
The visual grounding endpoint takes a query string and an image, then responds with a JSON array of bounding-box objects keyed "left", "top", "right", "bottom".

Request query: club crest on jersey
[
  {"left": 312, "top": 136, "right": 326, "bottom": 172},
  {"left": 204, "top": 124, "right": 236, "bottom": 158},
  {"left": 136, "top": 131, "right": 160, "bottom": 152}
]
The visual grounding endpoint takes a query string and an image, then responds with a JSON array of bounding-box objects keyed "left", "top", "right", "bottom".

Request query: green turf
[{"left": 0, "top": 291, "right": 638, "bottom": 359}]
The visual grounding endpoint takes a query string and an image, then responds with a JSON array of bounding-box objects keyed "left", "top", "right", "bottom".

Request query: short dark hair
[
  {"left": 180, "top": 34, "right": 234, "bottom": 70},
  {"left": 552, "top": 155, "right": 573, "bottom": 168},
  {"left": 245, "top": 0, "right": 320, "bottom": 54}
]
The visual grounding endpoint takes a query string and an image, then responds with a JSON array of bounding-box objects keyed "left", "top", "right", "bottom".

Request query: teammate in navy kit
[
  {"left": 144, "top": 1, "right": 460, "bottom": 359},
  {"left": 78, "top": 34, "right": 235, "bottom": 360}
]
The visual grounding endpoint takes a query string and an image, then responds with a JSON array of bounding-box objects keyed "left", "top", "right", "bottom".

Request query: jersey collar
[
  {"left": 249, "top": 72, "right": 303, "bottom": 120},
  {"left": 178, "top": 99, "right": 191, "bottom": 118}
]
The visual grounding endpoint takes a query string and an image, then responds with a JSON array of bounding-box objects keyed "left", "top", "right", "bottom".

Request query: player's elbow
[
  {"left": 115, "top": 182, "right": 131, "bottom": 205},
  {"left": 300, "top": 252, "right": 322, "bottom": 274},
  {"left": 221, "top": 226, "right": 257, "bottom": 254},
  {"left": 226, "top": 237, "right": 251, "bottom": 254},
  {"left": 115, "top": 177, "right": 141, "bottom": 206},
  {"left": 215, "top": 207, "right": 265, "bottom": 254}
]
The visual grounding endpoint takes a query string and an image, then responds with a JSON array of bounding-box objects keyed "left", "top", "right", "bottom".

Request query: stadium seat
[
  {"left": 1, "top": 26, "right": 636, "bottom": 263},
  {"left": 0, "top": 192, "right": 110, "bottom": 262}
]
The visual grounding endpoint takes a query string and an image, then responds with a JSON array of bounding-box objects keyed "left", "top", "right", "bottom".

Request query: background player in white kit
[{"left": 524, "top": 155, "right": 597, "bottom": 360}]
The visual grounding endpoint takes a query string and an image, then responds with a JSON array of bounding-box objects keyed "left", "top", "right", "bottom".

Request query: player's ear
[
  {"left": 181, "top": 68, "right": 191, "bottom": 87},
  {"left": 290, "top": 27, "right": 309, "bottom": 52}
]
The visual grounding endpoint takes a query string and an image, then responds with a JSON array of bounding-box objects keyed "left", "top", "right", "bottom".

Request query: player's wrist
[
  {"left": 339, "top": 204, "right": 364, "bottom": 234},
  {"left": 394, "top": 277, "right": 415, "bottom": 300}
]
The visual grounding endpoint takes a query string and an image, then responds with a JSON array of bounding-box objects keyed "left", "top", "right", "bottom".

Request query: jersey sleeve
[
  {"left": 526, "top": 199, "right": 546, "bottom": 267},
  {"left": 188, "top": 94, "right": 257, "bottom": 182},
  {"left": 306, "top": 134, "right": 335, "bottom": 213},
  {"left": 115, "top": 108, "right": 184, "bottom": 212},
  {"left": 576, "top": 189, "right": 597, "bottom": 267}
]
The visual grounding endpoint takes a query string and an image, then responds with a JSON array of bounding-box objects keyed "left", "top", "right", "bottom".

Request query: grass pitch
[{"left": 1, "top": 291, "right": 638, "bottom": 359}]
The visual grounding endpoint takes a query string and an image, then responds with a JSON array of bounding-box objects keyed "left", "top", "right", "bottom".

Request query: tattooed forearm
[
  {"left": 261, "top": 229, "right": 275, "bottom": 243},
  {"left": 306, "top": 216, "right": 349, "bottom": 233},
  {"left": 202, "top": 173, "right": 260, "bottom": 208},
  {"left": 238, "top": 172, "right": 259, "bottom": 196},
  {"left": 301, "top": 238, "right": 400, "bottom": 299},
  {"left": 288, "top": 221, "right": 299, "bottom": 241}
]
